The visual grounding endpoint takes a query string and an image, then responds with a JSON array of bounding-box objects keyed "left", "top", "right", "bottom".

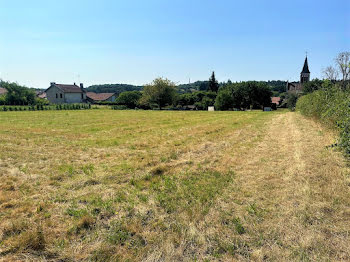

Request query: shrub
[
  {"left": 287, "top": 93, "right": 299, "bottom": 111},
  {"left": 297, "top": 86, "right": 350, "bottom": 157},
  {"left": 116, "top": 91, "right": 142, "bottom": 109},
  {"left": 111, "top": 105, "right": 129, "bottom": 110}
]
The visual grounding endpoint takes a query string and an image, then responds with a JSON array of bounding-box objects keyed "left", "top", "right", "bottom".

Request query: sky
[{"left": 0, "top": 0, "right": 349, "bottom": 89}]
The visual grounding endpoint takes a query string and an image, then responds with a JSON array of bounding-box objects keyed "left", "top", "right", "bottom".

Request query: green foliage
[
  {"left": 208, "top": 71, "right": 219, "bottom": 92},
  {"left": 215, "top": 81, "right": 272, "bottom": 110},
  {"left": 302, "top": 78, "right": 324, "bottom": 94},
  {"left": 0, "top": 94, "right": 6, "bottom": 105},
  {"left": 214, "top": 88, "right": 235, "bottom": 110},
  {"left": 85, "top": 84, "right": 142, "bottom": 96},
  {"left": 0, "top": 81, "right": 36, "bottom": 105},
  {"left": 35, "top": 97, "right": 50, "bottom": 106},
  {"left": 140, "top": 78, "right": 177, "bottom": 109},
  {"left": 0, "top": 103, "right": 91, "bottom": 112},
  {"left": 286, "top": 93, "right": 299, "bottom": 111},
  {"left": 297, "top": 84, "right": 350, "bottom": 157},
  {"left": 177, "top": 91, "right": 216, "bottom": 110},
  {"left": 116, "top": 91, "right": 142, "bottom": 109},
  {"left": 111, "top": 105, "right": 129, "bottom": 110},
  {"left": 177, "top": 81, "right": 210, "bottom": 93},
  {"left": 267, "top": 80, "right": 288, "bottom": 96}
]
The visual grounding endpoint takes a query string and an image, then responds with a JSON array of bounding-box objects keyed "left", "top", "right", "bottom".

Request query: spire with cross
[{"left": 300, "top": 54, "right": 310, "bottom": 84}]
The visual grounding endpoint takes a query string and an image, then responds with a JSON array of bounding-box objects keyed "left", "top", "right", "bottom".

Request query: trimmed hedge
[
  {"left": 296, "top": 86, "right": 350, "bottom": 156},
  {"left": 0, "top": 104, "right": 92, "bottom": 112}
]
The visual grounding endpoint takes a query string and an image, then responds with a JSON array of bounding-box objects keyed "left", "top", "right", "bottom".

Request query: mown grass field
[{"left": 0, "top": 109, "right": 349, "bottom": 261}]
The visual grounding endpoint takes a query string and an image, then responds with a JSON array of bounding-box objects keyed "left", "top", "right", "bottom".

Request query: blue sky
[{"left": 0, "top": 0, "right": 349, "bottom": 89}]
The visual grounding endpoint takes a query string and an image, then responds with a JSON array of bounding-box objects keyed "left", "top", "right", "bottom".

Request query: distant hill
[
  {"left": 85, "top": 80, "right": 287, "bottom": 97},
  {"left": 177, "top": 81, "right": 210, "bottom": 93},
  {"left": 85, "top": 84, "right": 143, "bottom": 96},
  {"left": 266, "top": 80, "right": 287, "bottom": 96},
  {"left": 178, "top": 80, "right": 287, "bottom": 96}
]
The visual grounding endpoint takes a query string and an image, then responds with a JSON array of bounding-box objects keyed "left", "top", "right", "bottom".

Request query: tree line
[{"left": 113, "top": 73, "right": 273, "bottom": 110}]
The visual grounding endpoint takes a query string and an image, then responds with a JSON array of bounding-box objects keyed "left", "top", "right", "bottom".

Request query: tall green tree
[
  {"left": 116, "top": 91, "right": 142, "bottom": 108},
  {"left": 140, "top": 78, "right": 177, "bottom": 109},
  {"left": 208, "top": 71, "right": 219, "bottom": 93}
]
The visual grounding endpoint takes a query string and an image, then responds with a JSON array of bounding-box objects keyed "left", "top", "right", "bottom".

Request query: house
[
  {"left": 286, "top": 56, "right": 311, "bottom": 93},
  {"left": 271, "top": 97, "right": 281, "bottom": 106},
  {"left": 0, "top": 87, "right": 8, "bottom": 96},
  {"left": 86, "top": 92, "right": 116, "bottom": 103},
  {"left": 37, "top": 92, "right": 47, "bottom": 99},
  {"left": 36, "top": 90, "right": 47, "bottom": 99},
  {"left": 45, "top": 82, "right": 87, "bottom": 104}
]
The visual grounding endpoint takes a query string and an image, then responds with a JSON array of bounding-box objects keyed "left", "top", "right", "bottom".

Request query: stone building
[
  {"left": 286, "top": 57, "right": 311, "bottom": 93},
  {"left": 45, "top": 83, "right": 87, "bottom": 104}
]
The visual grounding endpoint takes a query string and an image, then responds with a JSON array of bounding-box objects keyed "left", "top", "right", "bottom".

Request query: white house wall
[{"left": 65, "top": 93, "right": 84, "bottom": 104}]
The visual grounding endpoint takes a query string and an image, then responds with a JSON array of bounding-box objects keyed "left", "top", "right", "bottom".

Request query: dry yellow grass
[{"left": 0, "top": 109, "right": 349, "bottom": 261}]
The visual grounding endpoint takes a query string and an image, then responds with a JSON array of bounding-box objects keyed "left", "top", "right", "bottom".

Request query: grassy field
[{"left": 0, "top": 109, "right": 349, "bottom": 261}]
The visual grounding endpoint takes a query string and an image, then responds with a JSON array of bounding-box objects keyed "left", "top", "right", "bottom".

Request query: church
[{"left": 286, "top": 57, "right": 310, "bottom": 93}]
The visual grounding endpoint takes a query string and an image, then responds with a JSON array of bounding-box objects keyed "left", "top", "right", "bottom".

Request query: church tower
[{"left": 300, "top": 56, "right": 310, "bottom": 84}]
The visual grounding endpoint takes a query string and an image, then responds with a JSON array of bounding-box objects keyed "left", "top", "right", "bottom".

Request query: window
[
  {"left": 56, "top": 93, "right": 58, "bottom": 98},
  {"left": 81, "top": 93, "right": 83, "bottom": 99},
  {"left": 60, "top": 94, "right": 63, "bottom": 98}
]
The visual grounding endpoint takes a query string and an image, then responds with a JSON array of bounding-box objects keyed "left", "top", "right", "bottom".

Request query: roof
[
  {"left": 38, "top": 92, "right": 47, "bottom": 99},
  {"left": 271, "top": 97, "right": 281, "bottom": 105},
  {"left": 86, "top": 92, "right": 115, "bottom": 101},
  {"left": 55, "top": 84, "right": 84, "bottom": 93},
  {"left": 0, "top": 87, "right": 7, "bottom": 95},
  {"left": 301, "top": 57, "right": 310, "bottom": 74}
]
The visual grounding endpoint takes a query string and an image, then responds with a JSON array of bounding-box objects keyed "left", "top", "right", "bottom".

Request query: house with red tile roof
[
  {"left": 45, "top": 82, "right": 87, "bottom": 104},
  {"left": 0, "top": 87, "right": 8, "bottom": 96},
  {"left": 86, "top": 92, "right": 116, "bottom": 103},
  {"left": 271, "top": 97, "right": 281, "bottom": 106}
]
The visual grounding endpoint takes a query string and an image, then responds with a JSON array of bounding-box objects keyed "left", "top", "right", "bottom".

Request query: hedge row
[
  {"left": 0, "top": 104, "right": 91, "bottom": 111},
  {"left": 296, "top": 87, "right": 350, "bottom": 157}
]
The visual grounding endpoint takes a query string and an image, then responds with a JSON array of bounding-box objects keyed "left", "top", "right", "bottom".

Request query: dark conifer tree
[{"left": 208, "top": 71, "right": 219, "bottom": 92}]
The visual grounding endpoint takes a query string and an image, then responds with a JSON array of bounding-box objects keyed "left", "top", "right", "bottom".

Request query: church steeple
[{"left": 300, "top": 56, "right": 310, "bottom": 84}]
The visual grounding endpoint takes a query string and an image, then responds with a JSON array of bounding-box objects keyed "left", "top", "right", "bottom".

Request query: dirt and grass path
[
  {"left": 202, "top": 112, "right": 350, "bottom": 261},
  {"left": 0, "top": 110, "right": 349, "bottom": 261}
]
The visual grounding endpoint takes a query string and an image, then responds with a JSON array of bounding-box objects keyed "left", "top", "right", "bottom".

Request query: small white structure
[
  {"left": 208, "top": 106, "right": 215, "bottom": 111},
  {"left": 263, "top": 107, "right": 272, "bottom": 111}
]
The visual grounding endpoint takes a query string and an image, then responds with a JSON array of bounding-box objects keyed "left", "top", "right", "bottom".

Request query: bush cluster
[
  {"left": 0, "top": 103, "right": 91, "bottom": 112},
  {"left": 296, "top": 85, "right": 350, "bottom": 156},
  {"left": 215, "top": 81, "right": 272, "bottom": 110},
  {"left": 177, "top": 91, "right": 216, "bottom": 110},
  {"left": 54, "top": 104, "right": 91, "bottom": 110}
]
